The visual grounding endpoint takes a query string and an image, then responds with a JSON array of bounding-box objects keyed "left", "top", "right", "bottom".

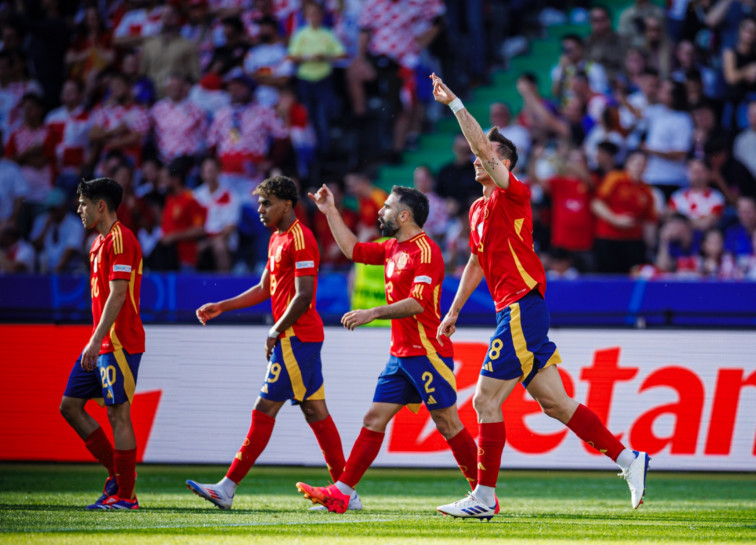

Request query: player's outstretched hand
[
  {"left": 436, "top": 312, "right": 458, "bottom": 343},
  {"left": 308, "top": 184, "right": 336, "bottom": 214},
  {"left": 196, "top": 302, "right": 222, "bottom": 325},
  {"left": 430, "top": 72, "right": 456, "bottom": 105},
  {"left": 341, "top": 308, "right": 375, "bottom": 330}
]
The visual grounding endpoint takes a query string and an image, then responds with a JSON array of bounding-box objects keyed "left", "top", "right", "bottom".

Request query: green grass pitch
[{"left": 1, "top": 464, "right": 754, "bottom": 544}]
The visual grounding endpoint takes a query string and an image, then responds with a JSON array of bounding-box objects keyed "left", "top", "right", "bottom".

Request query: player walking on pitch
[
  {"left": 430, "top": 73, "right": 650, "bottom": 519},
  {"left": 59, "top": 178, "right": 145, "bottom": 510},
  {"left": 186, "top": 176, "right": 356, "bottom": 510},
  {"left": 296, "top": 184, "right": 479, "bottom": 513}
]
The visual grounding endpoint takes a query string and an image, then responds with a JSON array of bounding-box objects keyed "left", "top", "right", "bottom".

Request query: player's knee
[
  {"left": 362, "top": 411, "right": 388, "bottom": 432},
  {"left": 472, "top": 392, "right": 496, "bottom": 419},
  {"left": 59, "top": 399, "right": 74, "bottom": 423}
]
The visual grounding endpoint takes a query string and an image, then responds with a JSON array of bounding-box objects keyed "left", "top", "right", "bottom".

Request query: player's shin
[
  {"left": 226, "top": 409, "right": 276, "bottom": 484},
  {"left": 308, "top": 415, "right": 346, "bottom": 483},
  {"left": 446, "top": 427, "right": 478, "bottom": 490}
]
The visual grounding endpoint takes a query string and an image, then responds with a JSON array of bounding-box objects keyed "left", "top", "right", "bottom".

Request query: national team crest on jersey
[{"left": 396, "top": 252, "right": 409, "bottom": 270}]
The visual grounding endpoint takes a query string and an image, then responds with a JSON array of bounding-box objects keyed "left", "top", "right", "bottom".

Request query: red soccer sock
[
  {"left": 84, "top": 427, "right": 115, "bottom": 477},
  {"left": 308, "top": 415, "right": 346, "bottom": 483},
  {"left": 566, "top": 403, "right": 625, "bottom": 461},
  {"left": 114, "top": 448, "right": 137, "bottom": 499},
  {"left": 226, "top": 410, "right": 276, "bottom": 484},
  {"left": 477, "top": 422, "right": 506, "bottom": 488},
  {"left": 339, "top": 427, "right": 384, "bottom": 489},
  {"left": 446, "top": 427, "right": 478, "bottom": 490}
]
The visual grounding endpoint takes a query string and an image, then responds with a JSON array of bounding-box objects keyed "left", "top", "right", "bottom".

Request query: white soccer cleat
[
  {"left": 308, "top": 490, "right": 363, "bottom": 512},
  {"left": 186, "top": 479, "right": 234, "bottom": 510},
  {"left": 619, "top": 450, "right": 650, "bottom": 509},
  {"left": 437, "top": 492, "right": 498, "bottom": 520}
]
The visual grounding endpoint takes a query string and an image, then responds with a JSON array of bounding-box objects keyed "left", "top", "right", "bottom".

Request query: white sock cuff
[
  {"left": 616, "top": 448, "right": 636, "bottom": 470},
  {"left": 335, "top": 481, "right": 355, "bottom": 496}
]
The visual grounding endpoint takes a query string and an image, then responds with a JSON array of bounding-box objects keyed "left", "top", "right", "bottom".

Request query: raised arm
[
  {"left": 431, "top": 73, "right": 511, "bottom": 190},
  {"left": 309, "top": 184, "right": 359, "bottom": 259}
]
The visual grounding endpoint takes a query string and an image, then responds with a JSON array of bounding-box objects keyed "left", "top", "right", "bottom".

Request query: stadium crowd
[{"left": 0, "top": 0, "right": 754, "bottom": 280}]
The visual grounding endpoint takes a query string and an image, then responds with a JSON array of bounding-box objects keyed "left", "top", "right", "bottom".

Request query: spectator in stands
[
  {"left": 274, "top": 86, "right": 316, "bottom": 181},
  {"left": 344, "top": 171, "right": 387, "bottom": 241},
  {"left": 209, "top": 16, "right": 250, "bottom": 76},
  {"left": 705, "top": 0, "right": 756, "bottom": 51},
  {"left": 89, "top": 71, "right": 150, "bottom": 171},
  {"left": 64, "top": 6, "right": 114, "bottom": 94},
  {"left": 346, "top": 0, "right": 444, "bottom": 163},
  {"left": 641, "top": 15, "right": 673, "bottom": 78},
  {"left": 530, "top": 146, "right": 596, "bottom": 272},
  {"left": 0, "top": 140, "right": 27, "bottom": 231},
  {"left": 113, "top": 0, "right": 164, "bottom": 49},
  {"left": 696, "top": 227, "right": 739, "bottom": 278},
  {"left": 193, "top": 155, "right": 241, "bottom": 272},
  {"left": 690, "top": 100, "right": 722, "bottom": 160},
  {"left": 412, "top": 165, "right": 448, "bottom": 246},
  {"left": 45, "top": 79, "right": 92, "bottom": 195},
  {"left": 206, "top": 68, "right": 289, "bottom": 200},
  {"left": 641, "top": 79, "right": 693, "bottom": 198},
  {"left": 668, "top": 158, "right": 726, "bottom": 231},
  {"left": 0, "top": 49, "right": 44, "bottom": 147},
  {"left": 112, "top": 161, "right": 154, "bottom": 236},
  {"left": 436, "top": 134, "right": 478, "bottom": 207},
  {"left": 585, "top": 5, "right": 627, "bottom": 79},
  {"left": 617, "top": 66, "right": 660, "bottom": 149},
  {"left": 140, "top": 4, "right": 201, "bottom": 96},
  {"left": 551, "top": 33, "right": 609, "bottom": 105},
  {"left": 156, "top": 158, "right": 207, "bottom": 271},
  {"left": 312, "top": 180, "right": 358, "bottom": 271},
  {"left": 30, "top": 188, "right": 83, "bottom": 273},
  {"left": 121, "top": 49, "right": 156, "bottom": 107},
  {"left": 188, "top": 72, "right": 230, "bottom": 122},
  {"left": 594, "top": 140, "right": 621, "bottom": 179},
  {"left": 618, "top": 0, "right": 665, "bottom": 49},
  {"left": 518, "top": 75, "right": 589, "bottom": 146},
  {"left": 705, "top": 134, "right": 756, "bottom": 202},
  {"left": 181, "top": 0, "right": 215, "bottom": 73},
  {"left": 584, "top": 106, "right": 626, "bottom": 171},
  {"left": 5, "top": 92, "right": 54, "bottom": 211},
  {"left": 656, "top": 213, "right": 700, "bottom": 273},
  {"left": 671, "top": 40, "right": 718, "bottom": 99},
  {"left": 488, "top": 102, "right": 531, "bottom": 170},
  {"left": 721, "top": 17, "right": 756, "bottom": 130},
  {"left": 288, "top": 1, "right": 347, "bottom": 156},
  {"left": 243, "top": 15, "right": 294, "bottom": 108},
  {"left": 733, "top": 100, "right": 756, "bottom": 179},
  {"left": 725, "top": 196, "right": 756, "bottom": 257},
  {"left": 0, "top": 224, "right": 34, "bottom": 273},
  {"left": 592, "top": 150, "right": 658, "bottom": 273},
  {"left": 150, "top": 74, "right": 207, "bottom": 164}
]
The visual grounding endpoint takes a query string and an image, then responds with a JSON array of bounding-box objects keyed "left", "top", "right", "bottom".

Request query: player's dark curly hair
[
  {"left": 254, "top": 175, "right": 299, "bottom": 205},
  {"left": 77, "top": 177, "right": 123, "bottom": 211},
  {"left": 487, "top": 127, "right": 519, "bottom": 169},
  {"left": 391, "top": 185, "right": 429, "bottom": 228}
]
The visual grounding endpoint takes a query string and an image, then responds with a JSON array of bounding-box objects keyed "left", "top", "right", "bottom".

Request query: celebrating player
[
  {"left": 296, "top": 185, "right": 479, "bottom": 513},
  {"left": 430, "top": 73, "right": 650, "bottom": 519},
  {"left": 185, "top": 176, "right": 355, "bottom": 510},
  {"left": 59, "top": 178, "right": 145, "bottom": 510}
]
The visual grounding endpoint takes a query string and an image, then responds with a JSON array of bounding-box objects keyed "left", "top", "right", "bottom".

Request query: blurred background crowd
[{"left": 0, "top": 0, "right": 754, "bottom": 281}]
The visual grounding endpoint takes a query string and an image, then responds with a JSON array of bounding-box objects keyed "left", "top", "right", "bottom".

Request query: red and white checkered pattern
[
  {"left": 45, "top": 105, "right": 92, "bottom": 172},
  {"left": 207, "top": 103, "right": 288, "bottom": 173},
  {"left": 113, "top": 7, "right": 164, "bottom": 39},
  {"left": 358, "top": 0, "right": 444, "bottom": 68},
  {"left": 150, "top": 98, "right": 207, "bottom": 162},
  {"left": 91, "top": 102, "right": 150, "bottom": 165},
  {"left": 668, "top": 188, "right": 725, "bottom": 221},
  {"left": 5, "top": 124, "right": 54, "bottom": 204},
  {"left": 193, "top": 184, "right": 241, "bottom": 235}
]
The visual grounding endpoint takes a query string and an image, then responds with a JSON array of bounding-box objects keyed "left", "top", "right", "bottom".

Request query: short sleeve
[
  {"left": 107, "top": 232, "right": 138, "bottom": 282},
  {"left": 352, "top": 241, "right": 387, "bottom": 265},
  {"left": 292, "top": 230, "right": 320, "bottom": 277},
  {"left": 408, "top": 248, "right": 442, "bottom": 306}
]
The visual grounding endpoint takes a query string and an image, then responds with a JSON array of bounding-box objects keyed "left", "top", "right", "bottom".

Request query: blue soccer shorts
[
  {"left": 261, "top": 337, "right": 325, "bottom": 404},
  {"left": 481, "top": 291, "right": 562, "bottom": 387},
  {"left": 373, "top": 353, "right": 457, "bottom": 411},
  {"left": 64, "top": 349, "right": 142, "bottom": 406}
]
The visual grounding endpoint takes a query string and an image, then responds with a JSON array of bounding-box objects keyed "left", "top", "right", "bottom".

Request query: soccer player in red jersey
[
  {"left": 60, "top": 178, "right": 145, "bottom": 510},
  {"left": 185, "top": 176, "right": 353, "bottom": 510},
  {"left": 430, "top": 74, "right": 650, "bottom": 519},
  {"left": 295, "top": 184, "right": 479, "bottom": 514}
]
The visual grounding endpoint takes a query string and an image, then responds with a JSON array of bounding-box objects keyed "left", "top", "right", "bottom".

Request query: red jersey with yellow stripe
[
  {"left": 89, "top": 221, "right": 145, "bottom": 355},
  {"left": 469, "top": 173, "right": 546, "bottom": 312},
  {"left": 268, "top": 219, "right": 324, "bottom": 342},
  {"left": 352, "top": 232, "right": 452, "bottom": 358}
]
